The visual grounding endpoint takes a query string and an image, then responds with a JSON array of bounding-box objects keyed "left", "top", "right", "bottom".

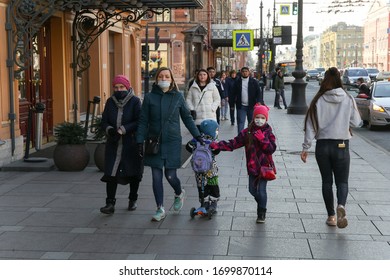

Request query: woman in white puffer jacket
[{"left": 186, "top": 69, "right": 221, "bottom": 127}]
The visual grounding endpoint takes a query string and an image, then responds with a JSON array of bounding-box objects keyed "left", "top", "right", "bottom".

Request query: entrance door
[{"left": 17, "top": 20, "right": 53, "bottom": 146}]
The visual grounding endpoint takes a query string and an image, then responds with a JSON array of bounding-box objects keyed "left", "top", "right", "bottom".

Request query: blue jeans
[
  {"left": 248, "top": 175, "right": 268, "bottom": 209},
  {"left": 237, "top": 105, "right": 254, "bottom": 134},
  {"left": 221, "top": 98, "right": 229, "bottom": 119},
  {"left": 151, "top": 167, "right": 182, "bottom": 207},
  {"left": 315, "top": 139, "right": 350, "bottom": 216}
]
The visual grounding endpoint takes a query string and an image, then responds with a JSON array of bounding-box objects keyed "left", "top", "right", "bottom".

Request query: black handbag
[{"left": 144, "top": 136, "right": 160, "bottom": 155}]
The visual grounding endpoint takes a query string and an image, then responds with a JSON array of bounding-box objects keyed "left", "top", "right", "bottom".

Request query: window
[{"left": 156, "top": 9, "right": 171, "bottom": 22}]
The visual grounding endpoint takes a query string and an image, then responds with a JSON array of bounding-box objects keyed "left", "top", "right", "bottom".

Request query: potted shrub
[
  {"left": 53, "top": 122, "right": 90, "bottom": 171},
  {"left": 91, "top": 116, "right": 106, "bottom": 172}
]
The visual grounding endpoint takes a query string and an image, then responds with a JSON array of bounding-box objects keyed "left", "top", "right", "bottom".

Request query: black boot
[
  {"left": 128, "top": 200, "right": 137, "bottom": 211},
  {"left": 256, "top": 207, "right": 267, "bottom": 223},
  {"left": 209, "top": 200, "right": 218, "bottom": 213},
  {"left": 100, "top": 198, "right": 116, "bottom": 214}
]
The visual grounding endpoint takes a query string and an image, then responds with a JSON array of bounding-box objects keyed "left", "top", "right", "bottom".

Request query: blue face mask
[
  {"left": 113, "top": 90, "right": 128, "bottom": 99},
  {"left": 158, "top": 80, "right": 171, "bottom": 90}
]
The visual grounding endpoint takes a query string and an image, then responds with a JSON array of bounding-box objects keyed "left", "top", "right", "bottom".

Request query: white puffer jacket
[{"left": 186, "top": 81, "right": 221, "bottom": 125}]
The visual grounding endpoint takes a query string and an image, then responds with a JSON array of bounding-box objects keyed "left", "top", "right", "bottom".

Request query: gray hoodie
[{"left": 302, "top": 87, "right": 362, "bottom": 151}]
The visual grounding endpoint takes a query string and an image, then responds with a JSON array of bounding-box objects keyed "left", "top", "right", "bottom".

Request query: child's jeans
[{"left": 248, "top": 175, "right": 268, "bottom": 209}]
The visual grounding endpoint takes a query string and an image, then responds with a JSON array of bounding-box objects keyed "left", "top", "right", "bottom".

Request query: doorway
[{"left": 17, "top": 20, "right": 53, "bottom": 147}]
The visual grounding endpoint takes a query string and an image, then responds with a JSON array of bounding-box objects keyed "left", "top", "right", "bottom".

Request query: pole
[
  {"left": 144, "top": 24, "right": 150, "bottom": 94},
  {"left": 287, "top": 0, "right": 308, "bottom": 115},
  {"left": 258, "top": 1, "right": 263, "bottom": 78},
  {"left": 269, "top": 0, "right": 276, "bottom": 74}
]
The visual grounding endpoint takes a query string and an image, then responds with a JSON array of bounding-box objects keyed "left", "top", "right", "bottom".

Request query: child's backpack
[{"left": 191, "top": 142, "right": 213, "bottom": 173}]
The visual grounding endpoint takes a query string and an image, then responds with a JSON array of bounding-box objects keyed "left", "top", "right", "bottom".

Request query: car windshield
[
  {"left": 366, "top": 69, "right": 379, "bottom": 74},
  {"left": 373, "top": 83, "right": 390, "bottom": 97},
  {"left": 348, "top": 69, "right": 368, "bottom": 76}
]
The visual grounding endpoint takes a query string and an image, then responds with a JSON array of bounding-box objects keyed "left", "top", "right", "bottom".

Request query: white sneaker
[
  {"left": 152, "top": 207, "right": 166, "bottom": 221},
  {"left": 173, "top": 189, "right": 186, "bottom": 211},
  {"left": 336, "top": 205, "right": 348, "bottom": 228}
]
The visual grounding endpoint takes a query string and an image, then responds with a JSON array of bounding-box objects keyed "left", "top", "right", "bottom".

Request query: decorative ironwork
[
  {"left": 74, "top": 8, "right": 168, "bottom": 76},
  {"left": 8, "top": 0, "right": 168, "bottom": 74}
]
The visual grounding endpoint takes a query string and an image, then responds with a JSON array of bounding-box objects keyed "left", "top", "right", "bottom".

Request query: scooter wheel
[{"left": 190, "top": 207, "right": 196, "bottom": 218}]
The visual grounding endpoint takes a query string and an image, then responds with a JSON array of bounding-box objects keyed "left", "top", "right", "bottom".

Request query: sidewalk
[{"left": 0, "top": 90, "right": 390, "bottom": 260}]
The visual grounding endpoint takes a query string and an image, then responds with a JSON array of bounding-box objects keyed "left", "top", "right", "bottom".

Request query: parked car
[
  {"left": 366, "top": 68, "right": 379, "bottom": 82},
  {"left": 354, "top": 81, "right": 390, "bottom": 130},
  {"left": 342, "top": 67, "right": 371, "bottom": 90},
  {"left": 315, "top": 67, "right": 325, "bottom": 73},
  {"left": 306, "top": 69, "right": 320, "bottom": 81},
  {"left": 317, "top": 71, "right": 325, "bottom": 85},
  {"left": 376, "top": 71, "right": 390, "bottom": 81}
]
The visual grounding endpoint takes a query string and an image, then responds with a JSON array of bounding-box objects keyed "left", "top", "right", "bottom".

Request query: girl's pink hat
[
  {"left": 112, "top": 75, "right": 131, "bottom": 90},
  {"left": 253, "top": 104, "right": 269, "bottom": 120}
]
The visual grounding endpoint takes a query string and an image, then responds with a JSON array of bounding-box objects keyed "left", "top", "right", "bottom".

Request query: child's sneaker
[
  {"left": 209, "top": 200, "right": 218, "bottom": 213},
  {"left": 152, "top": 207, "right": 166, "bottom": 222},
  {"left": 173, "top": 189, "right": 186, "bottom": 211}
]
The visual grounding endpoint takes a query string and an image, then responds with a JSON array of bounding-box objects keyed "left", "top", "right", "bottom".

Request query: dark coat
[
  {"left": 136, "top": 84, "right": 200, "bottom": 169},
  {"left": 224, "top": 76, "right": 238, "bottom": 101},
  {"left": 101, "top": 91, "right": 143, "bottom": 184},
  {"left": 230, "top": 77, "right": 263, "bottom": 109}
]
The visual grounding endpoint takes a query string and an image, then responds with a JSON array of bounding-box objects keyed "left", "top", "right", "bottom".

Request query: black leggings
[{"left": 315, "top": 139, "right": 350, "bottom": 216}]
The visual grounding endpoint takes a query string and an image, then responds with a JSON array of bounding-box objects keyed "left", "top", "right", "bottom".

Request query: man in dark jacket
[
  {"left": 225, "top": 70, "right": 238, "bottom": 125},
  {"left": 230, "top": 66, "right": 264, "bottom": 134}
]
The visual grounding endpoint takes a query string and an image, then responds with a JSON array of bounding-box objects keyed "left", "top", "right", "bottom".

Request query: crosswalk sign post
[{"left": 232, "top": 30, "right": 254, "bottom": 51}]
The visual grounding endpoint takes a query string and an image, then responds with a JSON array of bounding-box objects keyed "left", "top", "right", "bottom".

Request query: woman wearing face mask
[
  {"left": 210, "top": 104, "right": 277, "bottom": 223},
  {"left": 100, "top": 75, "right": 144, "bottom": 214},
  {"left": 136, "top": 67, "right": 203, "bottom": 222}
]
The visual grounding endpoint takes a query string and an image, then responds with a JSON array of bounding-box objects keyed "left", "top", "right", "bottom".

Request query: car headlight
[{"left": 372, "top": 103, "right": 385, "bottom": 112}]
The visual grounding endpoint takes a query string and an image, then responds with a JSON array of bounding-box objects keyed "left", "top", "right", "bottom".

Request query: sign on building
[
  {"left": 272, "top": 26, "right": 292, "bottom": 45},
  {"left": 232, "top": 30, "right": 254, "bottom": 51}
]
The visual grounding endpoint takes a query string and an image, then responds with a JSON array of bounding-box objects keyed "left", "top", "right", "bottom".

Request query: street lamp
[
  {"left": 257, "top": 1, "right": 263, "bottom": 78},
  {"left": 287, "top": 0, "right": 308, "bottom": 115}
]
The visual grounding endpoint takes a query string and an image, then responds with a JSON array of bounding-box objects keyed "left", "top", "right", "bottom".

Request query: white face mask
[
  {"left": 158, "top": 80, "right": 170, "bottom": 90},
  {"left": 254, "top": 117, "right": 266, "bottom": 127}
]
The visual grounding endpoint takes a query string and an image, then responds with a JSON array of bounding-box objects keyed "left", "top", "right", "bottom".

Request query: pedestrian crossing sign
[
  {"left": 280, "top": 5, "right": 291, "bottom": 15},
  {"left": 232, "top": 30, "right": 254, "bottom": 51}
]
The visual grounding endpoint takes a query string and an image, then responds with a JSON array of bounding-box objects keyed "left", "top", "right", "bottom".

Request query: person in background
[
  {"left": 225, "top": 70, "right": 238, "bottom": 126},
  {"left": 207, "top": 66, "right": 224, "bottom": 124},
  {"left": 230, "top": 66, "right": 264, "bottom": 134},
  {"left": 136, "top": 67, "right": 203, "bottom": 222},
  {"left": 186, "top": 69, "right": 221, "bottom": 129},
  {"left": 301, "top": 67, "right": 362, "bottom": 229},
  {"left": 219, "top": 71, "right": 229, "bottom": 121},
  {"left": 210, "top": 105, "right": 276, "bottom": 223},
  {"left": 274, "top": 69, "right": 288, "bottom": 109},
  {"left": 356, "top": 77, "right": 370, "bottom": 97},
  {"left": 100, "top": 75, "right": 143, "bottom": 214}
]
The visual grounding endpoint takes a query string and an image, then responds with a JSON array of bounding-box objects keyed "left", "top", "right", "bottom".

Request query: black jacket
[{"left": 230, "top": 77, "right": 263, "bottom": 109}]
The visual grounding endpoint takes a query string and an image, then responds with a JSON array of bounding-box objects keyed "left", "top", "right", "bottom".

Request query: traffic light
[
  {"left": 141, "top": 45, "right": 148, "bottom": 61},
  {"left": 292, "top": 2, "right": 298, "bottom": 15},
  {"left": 155, "top": 26, "right": 160, "bottom": 51}
]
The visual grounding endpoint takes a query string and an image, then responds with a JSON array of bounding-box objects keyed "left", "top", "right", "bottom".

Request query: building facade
[{"left": 0, "top": 0, "right": 204, "bottom": 168}]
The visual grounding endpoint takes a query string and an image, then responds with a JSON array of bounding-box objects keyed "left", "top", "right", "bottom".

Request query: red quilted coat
[{"left": 215, "top": 123, "right": 276, "bottom": 176}]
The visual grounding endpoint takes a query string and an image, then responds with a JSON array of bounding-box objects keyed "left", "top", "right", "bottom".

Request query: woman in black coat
[{"left": 100, "top": 75, "right": 143, "bottom": 214}]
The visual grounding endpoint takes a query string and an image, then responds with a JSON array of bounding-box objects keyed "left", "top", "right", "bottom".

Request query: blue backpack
[{"left": 191, "top": 142, "right": 213, "bottom": 174}]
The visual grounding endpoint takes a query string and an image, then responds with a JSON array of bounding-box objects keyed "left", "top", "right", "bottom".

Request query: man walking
[{"left": 230, "top": 66, "right": 264, "bottom": 134}]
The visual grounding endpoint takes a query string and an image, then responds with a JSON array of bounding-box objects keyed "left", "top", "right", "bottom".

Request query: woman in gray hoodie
[{"left": 300, "top": 67, "right": 362, "bottom": 229}]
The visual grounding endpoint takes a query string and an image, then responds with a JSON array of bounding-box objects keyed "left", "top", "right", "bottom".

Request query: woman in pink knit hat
[
  {"left": 99, "top": 74, "right": 143, "bottom": 214},
  {"left": 210, "top": 104, "right": 277, "bottom": 223}
]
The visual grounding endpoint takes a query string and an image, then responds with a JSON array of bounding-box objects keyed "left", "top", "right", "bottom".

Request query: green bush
[{"left": 54, "top": 122, "right": 86, "bottom": 145}]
